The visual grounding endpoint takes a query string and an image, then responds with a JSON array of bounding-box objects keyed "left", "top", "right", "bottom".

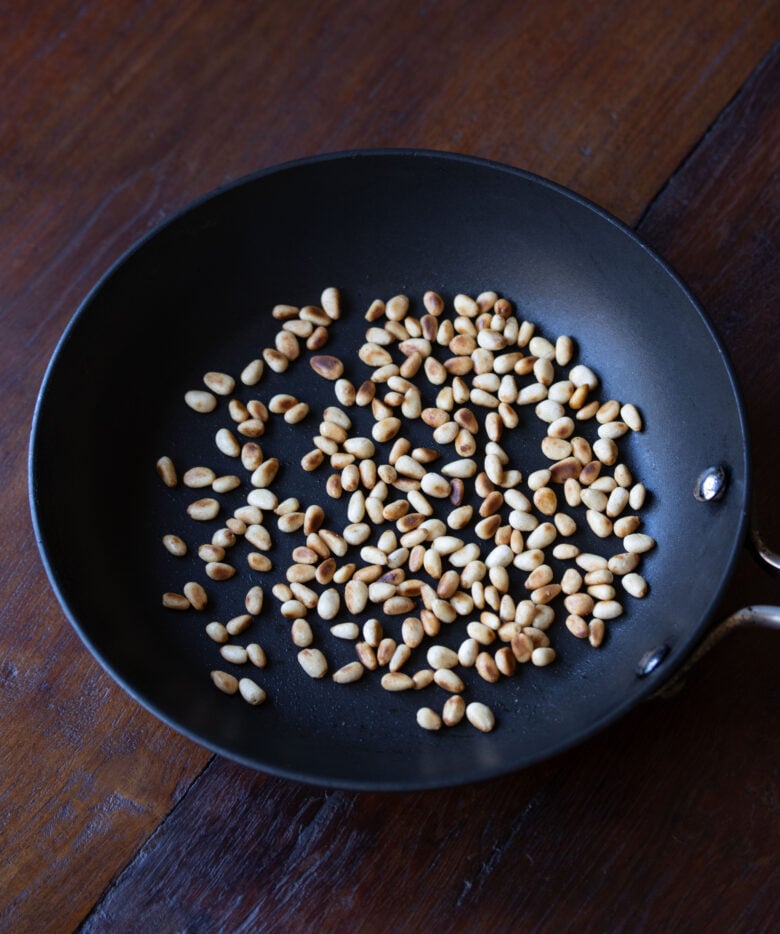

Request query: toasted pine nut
[
  {"left": 156, "top": 456, "right": 178, "bottom": 487},
  {"left": 162, "top": 592, "right": 189, "bottom": 610},
  {"left": 381, "top": 671, "right": 415, "bottom": 691},
  {"left": 205, "top": 621, "right": 228, "bottom": 643},
  {"left": 566, "top": 614, "right": 589, "bottom": 638},
  {"left": 333, "top": 661, "right": 365, "bottom": 684},
  {"left": 182, "top": 581, "right": 207, "bottom": 610},
  {"left": 433, "top": 669, "right": 465, "bottom": 693},
  {"left": 205, "top": 561, "right": 236, "bottom": 581},
  {"left": 211, "top": 670, "right": 238, "bottom": 694},
  {"left": 163, "top": 534, "right": 187, "bottom": 556},
  {"left": 310, "top": 355, "right": 344, "bottom": 380}
]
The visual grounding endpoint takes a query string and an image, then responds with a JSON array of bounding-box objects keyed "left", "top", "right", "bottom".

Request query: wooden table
[{"left": 3, "top": 2, "right": 779, "bottom": 930}]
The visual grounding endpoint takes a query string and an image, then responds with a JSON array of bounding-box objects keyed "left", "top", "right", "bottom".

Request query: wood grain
[{"left": 1, "top": 2, "right": 778, "bottom": 931}]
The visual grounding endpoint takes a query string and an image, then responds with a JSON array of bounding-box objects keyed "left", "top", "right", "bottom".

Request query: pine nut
[
  {"left": 565, "top": 614, "right": 589, "bottom": 638},
  {"left": 623, "top": 532, "right": 656, "bottom": 554},
  {"left": 593, "top": 600, "right": 623, "bottom": 620},
  {"left": 466, "top": 702, "right": 495, "bottom": 732},
  {"left": 621, "top": 403, "right": 643, "bottom": 431},
  {"left": 162, "top": 592, "right": 189, "bottom": 610},
  {"left": 185, "top": 389, "right": 217, "bottom": 413},
  {"left": 240, "top": 359, "right": 264, "bottom": 385},
  {"left": 564, "top": 592, "right": 594, "bottom": 616},
  {"left": 291, "top": 618, "right": 314, "bottom": 647},
  {"left": 211, "top": 670, "right": 238, "bottom": 694},
  {"left": 238, "top": 678, "right": 266, "bottom": 705},
  {"left": 185, "top": 467, "right": 220, "bottom": 491},
  {"left": 246, "top": 643, "right": 267, "bottom": 668},
  {"left": 608, "top": 552, "right": 640, "bottom": 575},
  {"left": 381, "top": 672, "right": 415, "bottom": 691},
  {"left": 629, "top": 483, "right": 647, "bottom": 510},
  {"left": 434, "top": 669, "right": 465, "bottom": 693},
  {"left": 298, "top": 648, "right": 328, "bottom": 678},
  {"left": 162, "top": 534, "right": 187, "bottom": 556},
  {"left": 226, "top": 614, "right": 252, "bottom": 635},
  {"left": 531, "top": 646, "right": 556, "bottom": 667},
  {"left": 316, "top": 588, "right": 341, "bottom": 620},
  {"left": 220, "top": 644, "right": 248, "bottom": 665},
  {"left": 622, "top": 572, "right": 648, "bottom": 597},
  {"left": 310, "top": 355, "right": 344, "bottom": 380},
  {"left": 333, "top": 662, "right": 364, "bottom": 684}
]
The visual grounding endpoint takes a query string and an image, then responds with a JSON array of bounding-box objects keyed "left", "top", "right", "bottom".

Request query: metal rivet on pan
[
  {"left": 693, "top": 464, "right": 728, "bottom": 502},
  {"left": 636, "top": 644, "right": 670, "bottom": 677}
]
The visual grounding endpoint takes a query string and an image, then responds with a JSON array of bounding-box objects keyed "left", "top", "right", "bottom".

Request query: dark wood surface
[{"left": 2, "top": 2, "right": 779, "bottom": 931}]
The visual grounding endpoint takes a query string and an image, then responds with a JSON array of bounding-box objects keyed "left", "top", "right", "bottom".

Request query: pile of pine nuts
[{"left": 158, "top": 287, "right": 655, "bottom": 734}]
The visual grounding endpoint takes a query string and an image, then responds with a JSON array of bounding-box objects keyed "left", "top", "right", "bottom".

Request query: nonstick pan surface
[{"left": 30, "top": 150, "right": 749, "bottom": 789}]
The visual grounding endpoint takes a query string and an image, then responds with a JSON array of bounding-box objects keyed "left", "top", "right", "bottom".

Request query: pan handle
[
  {"left": 653, "top": 605, "right": 780, "bottom": 698},
  {"left": 751, "top": 526, "right": 780, "bottom": 576}
]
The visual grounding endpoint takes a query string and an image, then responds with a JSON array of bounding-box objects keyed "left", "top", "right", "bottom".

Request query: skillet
[{"left": 29, "top": 149, "right": 762, "bottom": 789}]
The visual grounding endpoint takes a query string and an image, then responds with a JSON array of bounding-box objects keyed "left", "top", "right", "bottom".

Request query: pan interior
[{"left": 30, "top": 151, "right": 748, "bottom": 788}]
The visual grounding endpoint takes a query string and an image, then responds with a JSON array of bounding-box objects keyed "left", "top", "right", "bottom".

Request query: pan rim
[{"left": 28, "top": 148, "right": 751, "bottom": 790}]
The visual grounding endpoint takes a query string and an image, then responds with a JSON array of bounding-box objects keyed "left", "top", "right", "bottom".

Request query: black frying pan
[{"left": 30, "top": 150, "right": 754, "bottom": 789}]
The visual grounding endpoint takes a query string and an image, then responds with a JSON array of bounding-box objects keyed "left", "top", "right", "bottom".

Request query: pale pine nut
[
  {"left": 215, "top": 428, "right": 241, "bottom": 457},
  {"left": 466, "top": 702, "right": 495, "bottom": 732},
  {"left": 291, "top": 619, "right": 314, "bottom": 646},
  {"left": 629, "top": 483, "right": 647, "bottom": 510},
  {"left": 417, "top": 707, "right": 442, "bottom": 730},
  {"left": 239, "top": 678, "right": 266, "bottom": 705},
  {"left": 240, "top": 359, "right": 264, "bottom": 385},
  {"left": 247, "top": 643, "right": 267, "bottom": 667},
  {"left": 185, "top": 389, "right": 217, "bottom": 413},
  {"left": 298, "top": 648, "right": 328, "bottom": 678},
  {"left": 623, "top": 532, "right": 655, "bottom": 554},
  {"left": 622, "top": 573, "right": 649, "bottom": 597},
  {"left": 531, "top": 646, "right": 556, "bottom": 667},
  {"left": 621, "top": 403, "right": 643, "bottom": 431},
  {"left": 220, "top": 644, "right": 248, "bottom": 664},
  {"left": 593, "top": 600, "right": 623, "bottom": 620}
]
